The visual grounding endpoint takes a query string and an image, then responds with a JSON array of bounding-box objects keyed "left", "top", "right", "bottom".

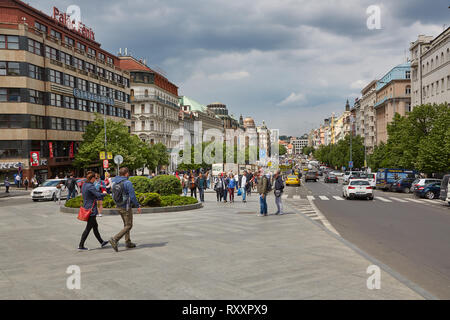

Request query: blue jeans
[
  {"left": 259, "top": 195, "right": 267, "bottom": 214},
  {"left": 67, "top": 189, "right": 77, "bottom": 200},
  {"left": 199, "top": 188, "right": 205, "bottom": 202},
  {"left": 241, "top": 188, "right": 246, "bottom": 201},
  {"left": 223, "top": 188, "right": 228, "bottom": 201},
  {"left": 183, "top": 187, "right": 188, "bottom": 196},
  {"left": 207, "top": 180, "right": 210, "bottom": 189}
]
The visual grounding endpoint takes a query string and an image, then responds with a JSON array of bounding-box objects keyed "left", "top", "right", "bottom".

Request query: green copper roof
[{"left": 179, "top": 96, "right": 206, "bottom": 112}]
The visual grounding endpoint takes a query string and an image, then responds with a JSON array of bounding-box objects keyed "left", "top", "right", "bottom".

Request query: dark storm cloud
[{"left": 26, "top": 0, "right": 448, "bottom": 136}]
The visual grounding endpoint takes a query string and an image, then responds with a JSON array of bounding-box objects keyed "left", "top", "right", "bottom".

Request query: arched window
[{"left": 145, "top": 89, "right": 148, "bottom": 97}]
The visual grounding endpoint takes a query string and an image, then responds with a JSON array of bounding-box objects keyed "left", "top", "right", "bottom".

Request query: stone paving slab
[{"left": 0, "top": 192, "right": 430, "bottom": 299}]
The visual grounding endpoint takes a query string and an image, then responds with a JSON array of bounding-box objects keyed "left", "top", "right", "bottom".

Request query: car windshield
[
  {"left": 350, "top": 180, "right": 370, "bottom": 186},
  {"left": 41, "top": 180, "right": 62, "bottom": 187},
  {"left": 288, "top": 176, "right": 297, "bottom": 179}
]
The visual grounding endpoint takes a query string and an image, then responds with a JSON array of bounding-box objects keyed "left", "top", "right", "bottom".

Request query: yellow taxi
[{"left": 286, "top": 175, "right": 301, "bottom": 186}]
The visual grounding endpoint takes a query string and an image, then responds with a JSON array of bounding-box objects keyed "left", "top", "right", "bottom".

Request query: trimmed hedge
[
  {"left": 160, "top": 195, "right": 198, "bottom": 207},
  {"left": 149, "top": 175, "right": 182, "bottom": 196},
  {"left": 129, "top": 176, "right": 152, "bottom": 193},
  {"left": 64, "top": 193, "right": 197, "bottom": 208}
]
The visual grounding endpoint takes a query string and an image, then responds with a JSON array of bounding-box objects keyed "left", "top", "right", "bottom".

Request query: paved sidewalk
[{"left": 0, "top": 192, "right": 430, "bottom": 299}]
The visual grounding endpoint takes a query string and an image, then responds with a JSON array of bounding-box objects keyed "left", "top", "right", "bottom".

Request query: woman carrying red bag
[{"left": 78, "top": 172, "right": 109, "bottom": 251}]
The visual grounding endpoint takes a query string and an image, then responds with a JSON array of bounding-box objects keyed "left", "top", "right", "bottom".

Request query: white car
[
  {"left": 331, "top": 171, "right": 344, "bottom": 177},
  {"left": 343, "top": 179, "right": 374, "bottom": 200},
  {"left": 31, "top": 179, "right": 68, "bottom": 201},
  {"left": 363, "top": 173, "right": 376, "bottom": 188}
]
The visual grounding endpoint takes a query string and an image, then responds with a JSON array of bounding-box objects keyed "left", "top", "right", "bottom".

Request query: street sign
[
  {"left": 114, "top": 155, "right": 123, "bottom": 165},
  {"left": 107, "top": 152, "right": 113, "bottom": 160},
  {"left": 103, "top": 160, "right": 109, "bottom": 169},
  {"left": 349, "top": 161, "right": 353, "bottom": 169},
  {"left": 99, "top": 151, "right": 106, "bottom": 160}
]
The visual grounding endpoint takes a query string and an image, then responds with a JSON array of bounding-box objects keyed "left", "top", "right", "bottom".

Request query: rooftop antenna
[
  {"left": 124, "top": 48, "right": 128, "bottom": 56},
  {"left": 118, "top": 48, "right": 122, "bottom": 56}
]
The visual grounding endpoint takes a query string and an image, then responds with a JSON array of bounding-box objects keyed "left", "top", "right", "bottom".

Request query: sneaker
[
  {"left": 126, "top": 242, "right": 136, "bottom": 249},
  {"left": 275, "top": 212, "right": 280, "bottom": 215},
  {"left": 98, "top": 214, "right": 103, "bottom": 217},
  {"left": 109, "top": 238, "right": 118, "bottom": 252},
  {"left": 279, "top": 212, "right": 285, "bottom": 215},
  {"left": 78, "top": 247, "right": 89, "bottom": 251},
  {"left": 101, "top": 241, "right": 109, "bottom": 248},
  {"left": 257, "top": 214, "right": 264, "bottom": 217}
]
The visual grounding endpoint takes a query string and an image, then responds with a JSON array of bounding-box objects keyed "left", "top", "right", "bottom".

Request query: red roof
[{"left": 119, "top": 58, "right": 152, "bottom": 72}]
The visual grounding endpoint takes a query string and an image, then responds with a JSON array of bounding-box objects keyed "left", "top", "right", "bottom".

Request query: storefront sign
[
  {"left": 73, "top": 88, "right": 114, "bottom": 106},
  {"left": 30, "top": 151, "right": 40, "bottom": 167},
  {"left": 0, "top": 162, "right": 21, "bottom": 170},
  {"left": 69, "top": 142, "right": 74, "bottom": 159},
  {"left": 49, "top": 142, "right": 54, "bottom": 159},
  {"left": 52, "top": 6, "right": 95, "bottom": 41}
]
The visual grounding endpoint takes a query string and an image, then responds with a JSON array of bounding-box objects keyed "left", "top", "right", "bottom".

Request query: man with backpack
[
  {"left": 257, "top": 169, "right": 268, "bottom": 216},
  {"left": 274, "top": 170, "right": 285, "bottom": 215},
  {"left": 65, "top": 173, "right": 77, "bottom": 200},
  {"left": 109, "top": 167, "right": 141, "bottom": 252}
]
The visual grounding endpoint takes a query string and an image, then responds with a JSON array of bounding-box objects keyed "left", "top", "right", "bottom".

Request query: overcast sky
[{"left": 28, "top": 0, "right": 449, "bottom": 136}]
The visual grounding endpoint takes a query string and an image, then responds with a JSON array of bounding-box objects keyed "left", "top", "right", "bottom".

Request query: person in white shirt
[{"left": 240, "top": 171, "right": 248, "bottom": 203}]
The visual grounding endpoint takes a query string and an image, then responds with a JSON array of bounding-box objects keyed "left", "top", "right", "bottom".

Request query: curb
[{"left": 60, "top": 202, "right": 203, "bottom": 215}]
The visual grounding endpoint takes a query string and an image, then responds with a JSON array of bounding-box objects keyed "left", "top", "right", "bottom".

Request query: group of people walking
[
  {"left": 78, "top": 167, "right": 141, "bottom": 252},
  {"left": 180, "top": 171, "right": 210, "bottom": 202}
]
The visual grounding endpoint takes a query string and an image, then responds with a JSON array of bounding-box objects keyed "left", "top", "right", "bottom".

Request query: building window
[
  {"left": 145, "top": 89, "right": 149, "bottom": 97},
  {"left": 107, "top": 56, "right": 113, "bottom": 65},
  {"left": 141, "top": 104, "right": 145, "bottom": 113},
  {"left": 34, "top": 21, "right": 48, "bottom": 33},
  {"left": 89, "top": 82, "right": 97, "bottom": 94},
  {"left": 50, "top": 29, "right": 62, "bottom": 40},
  {"left": 0, "top": 35, "right": 19, "bottom": 49},
  {"left": 28, "top": 39, "right": 42, "bottom": 55},
  {"left": 30, "top": 115, "right": 44, "bottom": 129},
  {"left": 59, "top": 51, "right": 72, "bottom": 65},
  {"left": 49, "top": 69, "right": 62, "bottom": 84},
  {"left": 141, "top": 121, "right": 145, "bottom": 130},
  {"left": 405, "top": 86, "right": 411, "bottom": 95},
  {"left": 73, "top": 57, "right": 83, "bottom": 70},
  {"left": 50, "top": 93, "right": 62, "bottom": 107},
  {"left": 29, "top": 89, "right": 44, "bottom": 105},
  {"left": 88, "top": 47, "right": 96, "bottom": 58},
  {"left": 76, "top": 42, "right": 86, "bottom": 52},
  {"left": 99, "top": 104, "right": 105, "bottom": 114},
  {"left": 65, "top": 118, "right": 77, "bottom": 131},
  {"left": 0, "top": 88, "right": 21, "bottom": 102},
  {"left": 64, "top": 74, "right": 75, "bottom": 88},
  {"left": 89, "top": 101, "right": 98, "bottom": 113},
  {"left": 405, "top": 71, "right": 410, "bottom": 79},
  {"left": 45, "top": 46, "right": 58, "bottom": 60},
  {"left": 77, "top": 78, "right": 87, "bottom": 91},
  {"left": 65, "top": 36, "right": 74, "bottom": 47},
  {"left": 64, "top": 96, "right": 75, "bottom": 109},
  {"left": 131, "top": 105, "right": 134, "bottom": 113},
  {"left": 98, "top": 53, "right": 105, "bottom": 61},
  {"left": 85, "top": 62, "right": 95, "bottom": 73},
  {"left": 51, "top": 117, "right": 64, "bottom": 130},
  {"left": 0, "top": 62, "right": 20, "bottom": 76},
  {"left": 77, "top": 99, "right": 88, "bottom": 111}
]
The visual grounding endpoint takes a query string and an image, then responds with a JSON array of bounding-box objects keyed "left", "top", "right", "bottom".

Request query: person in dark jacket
[
  {"left": 214, "top": 174, "right": 224, "bottom": 202},
  {"left": 274, "top": 170, "right": 285, "bottom": 215},
  {"left": 197, "top": 173, "right": 206, "bottom": 203},
  {"left": 189, "top": 175, "right": 198, "bottom": 199},
  {"left": 78, "top": 172, "right": 108, "bottom": 250}
]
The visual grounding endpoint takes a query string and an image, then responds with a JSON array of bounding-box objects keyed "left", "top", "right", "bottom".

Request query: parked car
[
  {"left": 343, "top": 171, "right": 361, "bottom": 184},
  {"left": 324, "top": 174, "right": 338, "bottom": 183},
  {"left": 439, "top": 174, "right": 450, "bottom": 205},
  {"left": 390, "top": 178, "right": 416, "bottom": 193},
  {"left": 343, "top": 179, "right": 374, "bottom": 200},
  {"left": 331, "top": 171, "right": 344, "bottom": 177},
  {"left": 31, "top": 179, "right": 68, "bottom": 201},
  {"left": 411, "top": 178, "right": 441, "bottom": 193},
  {"left": 305, "top": 171, "right": 319, "bottom": 182},
  {"left": 414, "top": 182, "right": 441, "bottom": 200}
]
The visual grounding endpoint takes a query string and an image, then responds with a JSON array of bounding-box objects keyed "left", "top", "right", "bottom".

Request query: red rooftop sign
[{"left": 52, "top": 6, "right": 95, "bottom": 41}]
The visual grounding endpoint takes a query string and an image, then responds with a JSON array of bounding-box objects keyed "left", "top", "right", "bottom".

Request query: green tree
[
  {"left": 279, "top": 144, "right": 287, "bottom": 156},
  {"left": 74, "top": 115, "right": 155, "bottom": 171}
]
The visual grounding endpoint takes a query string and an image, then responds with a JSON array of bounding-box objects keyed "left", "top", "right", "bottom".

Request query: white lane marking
[
  {"left": 333, "top": 196, "right": 345, "bottom": 201},
  {"left": 307, "top": 196, "right": 315, "bottom": 201},
  {"left": 293, "top": 195, "right": 301, "bottom": 200},
  {"left": 406, "top": 198, "right": 428, "bottom": 204},
  {"left": 319, "top": 196, "right": 329, "bottom": 200},
  {"left": 376, "top": 197, "right": 392, "bottom": 202},
  {"left": 389, "top": 197, "right": 408, "bottom": 203}
]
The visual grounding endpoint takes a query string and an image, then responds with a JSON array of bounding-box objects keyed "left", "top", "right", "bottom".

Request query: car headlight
[{"left": 44, "top": 190, "right": 52, "bottom": 195}]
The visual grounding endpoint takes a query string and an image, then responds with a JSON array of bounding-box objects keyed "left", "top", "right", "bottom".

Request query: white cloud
[
  {"left": 350, "top": 79, "right": 367, "bottom": 89},
  {"left": 208, "top": 70, "right": 250, "bottom": 81},
  {"left": 277, "top": 92, "right": 307, "bottom": 106}
]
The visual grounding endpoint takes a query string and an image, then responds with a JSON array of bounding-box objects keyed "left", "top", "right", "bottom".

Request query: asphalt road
[{"left": 295, "top": 177, "right": 450, "bottom": 299}]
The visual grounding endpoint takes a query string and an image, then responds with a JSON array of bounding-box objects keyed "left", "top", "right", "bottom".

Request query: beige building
[
  {"left": 410, "top": 27, "right": 450, "bottom": 108},
  {"left": 374, "top": 63, "right": 411, "bottom": 144},
  {"left": 360, "top": 80, "right": 377, "bottom": 153},
  {"left": 0, "top": 1, "right": 131, "bottom": 181}
]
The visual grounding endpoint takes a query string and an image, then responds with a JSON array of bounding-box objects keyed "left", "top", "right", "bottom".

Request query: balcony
[{"left": 132, "top": 95, "right": 179, "bottom": 108}]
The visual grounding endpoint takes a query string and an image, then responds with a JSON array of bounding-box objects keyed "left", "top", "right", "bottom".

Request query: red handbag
[{"left": 77, "top": 201, "right": 95, "bottom": 222}]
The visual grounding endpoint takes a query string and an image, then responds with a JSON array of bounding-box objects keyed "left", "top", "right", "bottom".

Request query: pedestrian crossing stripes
[
  {"left": 389, "top": 197, "right": 409, "bottom": 203},
  {"left": 283, "top": 194, "right": 437, "bottom": 206}
]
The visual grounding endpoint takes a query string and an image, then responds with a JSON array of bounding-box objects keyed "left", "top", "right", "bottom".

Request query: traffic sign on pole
[
  {"left": 349, "top": 161, "right": 353, "bottom": 169},
  {"left": 103, "top": 159, "right": 109, "bottom": 169},
  {"left": 99, "top": 152, "right": 106, "bottom": 160},
  {"left": 107, "top": 152, "right": 113, "bottom": 160},
  {"left": 114, "top": 155, "right": 123, "bottom": 165}
]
